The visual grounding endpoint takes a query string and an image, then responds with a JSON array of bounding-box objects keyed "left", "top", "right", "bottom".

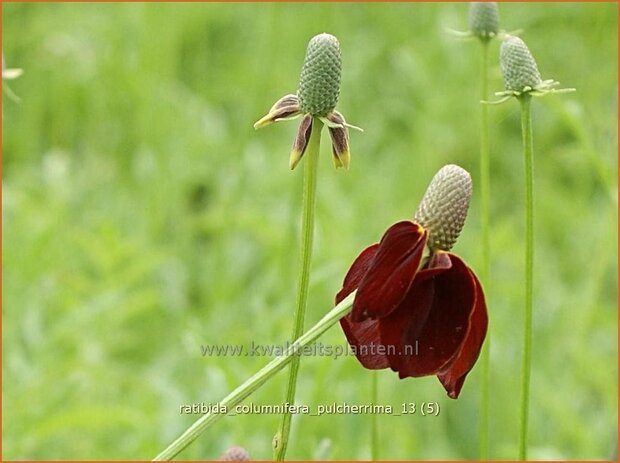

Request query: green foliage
[{"left": 2, "top": 2, "right": 617, "bottom": 460}]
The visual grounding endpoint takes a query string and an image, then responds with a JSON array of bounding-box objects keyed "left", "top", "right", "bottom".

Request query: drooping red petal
[
  {"left": 378, "top": 253, "right": 453, "bottom": 373},
  {"left": 437, "top": 265, "right": 488, "bottom": 399},
  {"left": 336, "top": 244, "right": 389, "bottom": 369},
  {"left": 378, "top": 275, "right": 435, "bottom": 373},
  {"left": 416, "top": 252, "right": 453, "bottom": 281},
  {"left": 340, "top": 316, "right": 389, "bottom": 369},
  {"left": 396, "top": 253, "right": 477, "bottom": 378},
  {"left": 351, "top": 221, "right": 427, "bottom": 322},
  {"left": 335, "top": 244, "right": 379, "bottom": 305}
]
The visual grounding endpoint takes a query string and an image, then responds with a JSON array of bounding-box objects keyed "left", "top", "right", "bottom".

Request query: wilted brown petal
[
  {"left": 326, "top": 111, "right": 350, "bottom": 169},
  {"left": 253, "top": 94, "right": 300, "bottom": 129},
  {"left": 289, "top": 114, "right": 313, "bottom": 170},
  {"left": 269, "top": 94, "right": 299, "bottom": 112}
]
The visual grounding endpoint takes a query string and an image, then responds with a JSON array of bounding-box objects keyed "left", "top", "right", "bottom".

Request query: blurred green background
[{"left": 2, "top": 2, "right": 617, "bottom": 460}]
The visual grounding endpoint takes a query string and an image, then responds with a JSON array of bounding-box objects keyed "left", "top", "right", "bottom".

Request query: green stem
[
  {"left": 518, "top": 95, "right": 534, "bottom": 461},
  {"left": 371, "top": 372, "right": 379, "bottom": 460},
  {"left": 152, "top": 291, "right": 356, "bottom": 461},
  {"left": 274, "top": 118, "right": 323, "bottom": 461},
  {"left": 478, "top": 38, "right": 491, "bottom": 462}
]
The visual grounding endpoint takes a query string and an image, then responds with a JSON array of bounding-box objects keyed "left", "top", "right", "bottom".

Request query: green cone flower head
[
  {"left": 469, "top": 2, "right": 499, "bottom": 39},
  {"left": 298, "top": 33, "right": 341, "bottom": 116},
  {"left": 254, "top": 33, "right": 361, "bottom": 170},
  {"left": 447, "top": 2, "right": 502, "bottom": 42},
  {"left": 487, "top": 35, "right": 574, "bottom": 104},
  {"left": 414, "top": 164, "right": 472, "bottom": 252},
  {"left": 500, "top": 35, "right": 542, "bottom": 92}
]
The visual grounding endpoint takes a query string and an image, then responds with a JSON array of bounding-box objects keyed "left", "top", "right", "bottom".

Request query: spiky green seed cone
[
  {"left": 500, "top": 36, "right": 542, "bottom": 92},
  {"left": 298, "top": 33, "right": 341, "bottom": 116},
  {"left": 414, "top": 164, "right": 472, "bottom": 252},
  {"left": 469, "top": 2, "right": 499, "bottom": 39}
]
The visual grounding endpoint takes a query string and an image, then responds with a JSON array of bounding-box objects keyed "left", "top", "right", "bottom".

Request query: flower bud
[
  {"left": 500, "top": 36, "right": 542, "bottom": 92},
  {"left": 298, "top": 33, "right": 341, "bottom": 116},
  {"left": 469, "top": 2, "right": 499, "bottom": 39},
  {"left": 220, "top": 446, "right": 250, "bottom": 461},
  {"left": 415, "top": 164, "right": 472, "bottom": 252}
]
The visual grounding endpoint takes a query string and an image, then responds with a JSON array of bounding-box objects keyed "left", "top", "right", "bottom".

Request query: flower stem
[
  {"left": 274, "top": 118, "right": 323, "bottom": 461},
  {"left": 371, "top": 372, "right": 379, "bottom": 460},
  {"left": 152, "top": 291, "right": 356, "bottom": 461},
  {"left": 478, "top": 38, "right": 491, "bottom": 462},
  {"left": 518, "top": 95, "right": 534, "bottom": 461}
]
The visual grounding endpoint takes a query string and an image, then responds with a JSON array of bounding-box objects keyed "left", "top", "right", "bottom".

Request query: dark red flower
[{"left": 335, "top": 165, "right": 488, "bottom": 399}]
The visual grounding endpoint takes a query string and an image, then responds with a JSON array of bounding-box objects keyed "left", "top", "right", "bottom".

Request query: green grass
[{"left": 2, "top": 2, "right": 617, "bottom": 460}]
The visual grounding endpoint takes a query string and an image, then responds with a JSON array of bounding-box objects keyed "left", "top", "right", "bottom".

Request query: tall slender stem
[
  {"left": 153, "top": 292, "right": 356, "bottom": 461},
  {"left": 274, "top": 118, "right": 323, "bottom": 461},
  {"left": 518, "top": 95, "right": 534, "bottom": 461},
  {"left": 478, "top": 38, "right": 491, "bottom": 462},
  {"left": 371, "top": 372, "right": 379, "bottom": 460}
]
